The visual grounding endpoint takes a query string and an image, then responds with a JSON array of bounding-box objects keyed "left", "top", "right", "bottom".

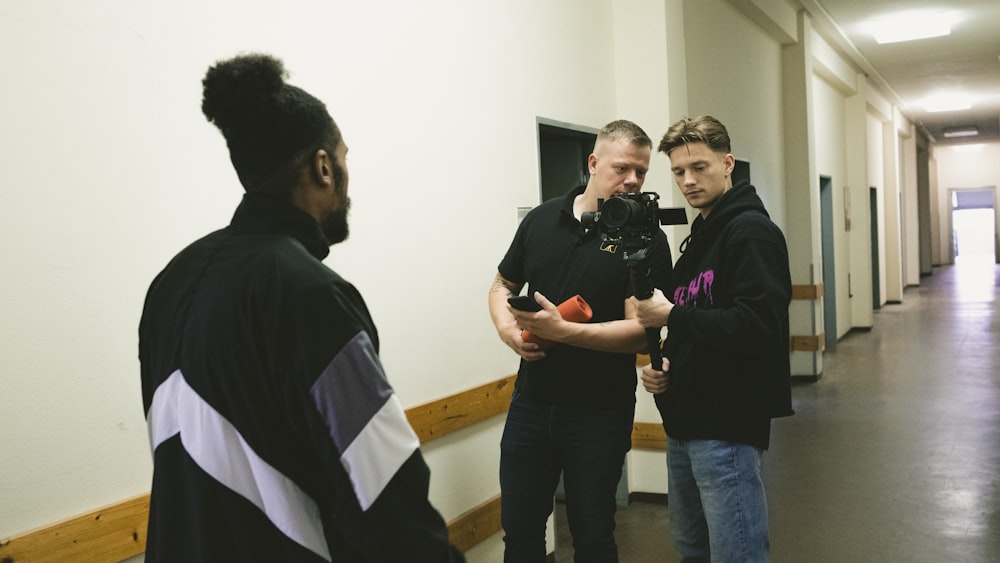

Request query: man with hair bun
[{"left": 139, "top": 52, "right": 463, "bottom": 562}]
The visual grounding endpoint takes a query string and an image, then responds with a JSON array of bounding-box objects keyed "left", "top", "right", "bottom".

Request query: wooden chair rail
[
  {"left": 0, "top": 374, "right": 668, "bottom": 561},
  {"left": 789, "top": 283, "right": 824, "bottom": 351},
  {"left": 407, "top": 375, "right": 516, "bottom": 443},
  {"left": 632, "top": 422, "right": 667, "bottom": 450},
  {"left": 791, "top": 283, "right": 823, "bottom": 300}
]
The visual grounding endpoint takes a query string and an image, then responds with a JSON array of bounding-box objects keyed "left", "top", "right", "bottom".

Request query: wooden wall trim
[
  {"left": 791, "top": 283, "right": 823, "bottom": 300},
  {"left": 632, "top": 421, "right": 667, "bottom": 450},
  {"left": 788, "top": 283, "right": 824, "bottom": 352},
  {"left": 1, "top": 376, "right": 520, "bottom": 561},
  {"left": 0, "top": 494, "right": 150, "bottom": 562},
  {"left": 407, "top": 375, "right": 516, "bottom": 443},
  {"left": 445, "top": 494, "right": 503, "bottom": 553},
  {"left": 790, "top": 334, "right": 825, "bottom": 352}
]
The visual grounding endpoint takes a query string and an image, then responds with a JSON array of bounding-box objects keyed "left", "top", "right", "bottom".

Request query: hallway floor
[{"left": 555, "top": 260, "right": 1000, "bottom": 562}]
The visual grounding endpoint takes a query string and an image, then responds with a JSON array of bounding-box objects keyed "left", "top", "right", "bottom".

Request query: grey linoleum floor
[{"left": 555, "top": 259, "right": 1000, "bottom": 562}]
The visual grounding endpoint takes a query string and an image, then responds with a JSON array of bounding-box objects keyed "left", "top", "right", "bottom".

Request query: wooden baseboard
[
  {"left": 445, "top": 494, "right": 502, "bottom": 553},
  {"left": 0, "top": 494, "right": 149, "bottom": 562}
]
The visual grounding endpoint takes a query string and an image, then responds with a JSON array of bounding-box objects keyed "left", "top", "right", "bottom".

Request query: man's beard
[{"left": 322, "top": 199, "right": 350, "bottom": 245}]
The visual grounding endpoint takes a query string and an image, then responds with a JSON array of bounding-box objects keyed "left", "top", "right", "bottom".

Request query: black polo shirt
[{"left": 499, "top": 186, "right": 672, "bottom": 409}]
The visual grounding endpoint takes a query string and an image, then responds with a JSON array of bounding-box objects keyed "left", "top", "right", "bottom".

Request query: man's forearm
[
  {"left": 555, "top": 318, "right": 648, "bottom": 354},
  {"left": 488, "top": 274, "right": 520, "bottom": 334}
]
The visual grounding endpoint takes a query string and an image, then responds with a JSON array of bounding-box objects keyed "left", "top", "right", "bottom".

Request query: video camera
[
  {"left": 582, "top": 192, "right": 686, "bottom": 369},
  {"left": 581, "top": 192, "right": 687, "bottom": 256}
]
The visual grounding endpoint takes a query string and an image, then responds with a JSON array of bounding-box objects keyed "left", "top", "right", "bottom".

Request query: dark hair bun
[
  {"left": 201, "top": 53, "right": 288, "bottom": 133},
  {"left": 199, "top": 52, "right": 339, "bottom": 193}
]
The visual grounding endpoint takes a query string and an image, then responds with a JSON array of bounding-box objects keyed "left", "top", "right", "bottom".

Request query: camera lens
[{"left": 602, "top": 197, "right": 643, "bottom": 228}]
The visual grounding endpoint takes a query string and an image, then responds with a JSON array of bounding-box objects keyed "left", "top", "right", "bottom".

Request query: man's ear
[{"left": 312, "top": 149, "right": 333, "bottom": 187}]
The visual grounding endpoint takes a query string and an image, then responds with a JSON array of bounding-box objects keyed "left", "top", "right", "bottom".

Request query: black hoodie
[{"left": 657, "top": 180, "right": 794, "bottom": 450}]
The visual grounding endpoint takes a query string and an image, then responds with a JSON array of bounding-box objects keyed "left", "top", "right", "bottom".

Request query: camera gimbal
[{"left": 582, "top": 192, "right": 687, "bottom": 370}]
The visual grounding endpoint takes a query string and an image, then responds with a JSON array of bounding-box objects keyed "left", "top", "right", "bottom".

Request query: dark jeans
[{"left": 500, "top": 391, "right": 635, "bottom": 563}]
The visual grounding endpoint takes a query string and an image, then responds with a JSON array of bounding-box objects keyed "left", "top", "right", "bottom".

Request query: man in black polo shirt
[{"left": 487, "top": 120, "right": 673, "bottom": 562}]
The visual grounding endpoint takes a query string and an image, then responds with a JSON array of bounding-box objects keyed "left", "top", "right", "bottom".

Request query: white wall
[
  {"left": 683, "top": 0, "right": 787, "bottom": 227},
  {"left": 883, "top": 121, "right": 913, "bottom": 289},
  {"left": 900, "top": 129, "right": 921, "bottom": 286},
  {"left": 934, "top": 143, "right": 1000, "bottom": 187},
  {"left": 0, "top": 1, "right": 648, "bottom": 556}
]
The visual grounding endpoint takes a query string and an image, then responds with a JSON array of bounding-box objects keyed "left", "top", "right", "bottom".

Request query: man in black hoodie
[{"left": 631, "top": 115, "right": 793, "bottom": 563}]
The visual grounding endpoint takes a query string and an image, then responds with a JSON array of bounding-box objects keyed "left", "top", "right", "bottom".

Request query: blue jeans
[
  {"left": 500, "top": 391, "right": 635, "bottom": 563},
  {"left": 666, "top": 438, "right": 770, "bottom": 563}
]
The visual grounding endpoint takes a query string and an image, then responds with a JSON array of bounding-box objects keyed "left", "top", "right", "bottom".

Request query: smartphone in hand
[{"left": 507, "top": 295, "right": 543, "bottom": 312}]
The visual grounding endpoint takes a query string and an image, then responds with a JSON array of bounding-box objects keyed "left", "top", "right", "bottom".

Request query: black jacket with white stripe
[{"left": 139, "top": 192, "right": 463, "bottom": 562}]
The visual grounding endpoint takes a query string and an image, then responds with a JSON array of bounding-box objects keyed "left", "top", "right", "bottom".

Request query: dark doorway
[
  {"left": 820, "top": 176, "right": 837, "bottom": 351},
  {"left": 538, "top": 121, "right": 598, "bottom": 203},
  {"left": 870, "top": 187, "right": 881, "bottom": 310}
]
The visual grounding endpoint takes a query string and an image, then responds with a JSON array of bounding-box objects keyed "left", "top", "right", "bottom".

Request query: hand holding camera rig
[{"left": 582, "top": 192, "right": 686, "bottom": 370}]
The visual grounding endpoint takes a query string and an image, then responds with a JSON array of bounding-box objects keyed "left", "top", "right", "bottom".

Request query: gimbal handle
[{"left": 625, "top": 248, "right": 665, "bottom": 374}]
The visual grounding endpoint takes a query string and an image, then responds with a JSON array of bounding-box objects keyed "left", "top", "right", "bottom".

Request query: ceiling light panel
[
  {"left": 868, "top": 10, "right": 953, "bottom": 44},
  {"left": 943, "top": 126, "right": 979, "bottom": 138},
  {"left": 922, "top": 92, "right": 974, "bottom": 113}
]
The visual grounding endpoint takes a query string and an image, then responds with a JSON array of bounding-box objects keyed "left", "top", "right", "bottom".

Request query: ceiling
[{"left": 801, "top": 0, "right": 1000, "bottom": 146}]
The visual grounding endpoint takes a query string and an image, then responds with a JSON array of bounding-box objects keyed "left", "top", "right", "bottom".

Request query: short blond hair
[{"left": 598, "top": 119, "right": 652, "bottom": 149}]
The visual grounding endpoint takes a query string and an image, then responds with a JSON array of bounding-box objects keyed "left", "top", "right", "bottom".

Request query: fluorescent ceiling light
[
  {"left": 870, "top": 12, "right": 952, "bottom": 44},
  {"left": 922, "top": 93, "right": 973, "bottom": 113},
  {"left": 943, "top": 126, "right": 979, "bottom": 138}
]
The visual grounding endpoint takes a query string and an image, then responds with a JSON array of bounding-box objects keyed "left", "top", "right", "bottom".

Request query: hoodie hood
[{"left": 679, "top": 179, "right": 768, "bottom": 255}]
